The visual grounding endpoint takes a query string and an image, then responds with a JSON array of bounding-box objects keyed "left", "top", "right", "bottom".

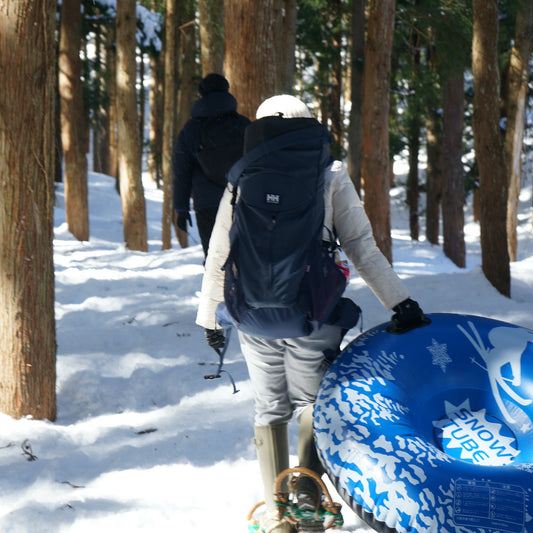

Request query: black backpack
[
  {"left": 215, "top": 117, "right": 359, "bottom": 339},
  {"left": 196, "top": 111, "right": 246, "bottom": 187}
]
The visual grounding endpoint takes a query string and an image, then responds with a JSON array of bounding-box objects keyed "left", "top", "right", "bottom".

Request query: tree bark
[
  {"left": 347, "top": 0, "right": 365, "bottom": 195},
  {"left": 425, "top": 105, "right": 442, "bottom": 245},
  {"left": 176, "top": 0, "right": 197, "bottom": 135},
  {"left": 92, "top": 18, "right": 112, "bottom": 177},
  {"left": 55, "top": 76, "right": 64, "bottom": 182},
  {"left": 504, "top": 0, "right": 533, "bottom": 261},
  {"left": 0, "top": 0, "right": 57, "bottom": 420},
  {"left": 107, "top": 25, "right": 119, "bottom": 180},
  {"left": 327, "top": 0, "right": 344, "bottom": 160},
  {"left": 162, "top": 0, "right": 179, "bottom": 251},
  {"left": 59, "top": 0, "right": 89, "bottom": 241},
  {"left": 116, "top": 0, "right": 148, "bottom": 251},
  {"left": 472, "top": 0, "right": 510, "bottom": 296},
  {"left": 279, "top": 0, "right": 297, "bottom": 93},
  {"left": 199, "top": 0, "right": 225, "bottom": 76},
  {"left": 406, "top": 113, "right": 420, "bottom": 241},
  {"left": 441, "top": 73, "right": 465, "bottom": 267},
  {"left": 224, "top": 0, "right": 292, "bottom": 119},
  {"left": 172, "top": 0, "right": 198, "bottom": 248},
  {"left": 92, "top": 18, "right": 103, "bottom": 174},
  {"left": 138, "top": 48, "right": 146, "bottom": 160},
  {"left": 424, "top": 37, "right": 442, "bottom": 246},
  {"left": 406, "top": 30, "right": 421, "bottom": 242},
  {"left": 149, "top": 51, "right": 164, "bottom": 188},
  {"left": 361, "top": 0, "right": 396, "bottom": 263}
]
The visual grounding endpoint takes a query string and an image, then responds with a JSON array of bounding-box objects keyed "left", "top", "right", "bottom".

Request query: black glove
[
  {"left": 205, "top": 328, "right": 225, "bottom": 352},
  {"left": 176, "top": 211, "right": 192, "bottom": 231},
  {"left": 388, "top": 298, "right": 430, "bottom": 334}
]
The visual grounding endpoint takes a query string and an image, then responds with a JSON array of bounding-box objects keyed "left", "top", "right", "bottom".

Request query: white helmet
[{"left": 255, "top": 94, "right": 312, "bottom": 119}]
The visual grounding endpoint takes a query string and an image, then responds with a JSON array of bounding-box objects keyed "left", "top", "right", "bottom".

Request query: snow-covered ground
[{"left": 0, "top": 164, "right": 532, "bottom": 532}]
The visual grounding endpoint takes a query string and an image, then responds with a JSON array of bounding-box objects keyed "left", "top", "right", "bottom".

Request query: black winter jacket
[{"left": 172, "top": 91, "right": 250, "bottom": 212}]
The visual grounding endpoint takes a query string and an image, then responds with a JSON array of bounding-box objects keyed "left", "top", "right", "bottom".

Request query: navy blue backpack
[
  {"left": 216, "top": 117, "right": 359, "bottom": 339},
  {"left": 195, "top": 111, "right": 247, "bottom": 188}
]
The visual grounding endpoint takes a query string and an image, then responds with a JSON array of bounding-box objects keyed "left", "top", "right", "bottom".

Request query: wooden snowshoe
[{"left": 247, "top": 467, "right": 343, "bottom": 533}]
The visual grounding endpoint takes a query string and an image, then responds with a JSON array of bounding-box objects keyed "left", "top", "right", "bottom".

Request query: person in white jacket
[{"left": 196, "top": 95, "right": 427, "bottom": 533}]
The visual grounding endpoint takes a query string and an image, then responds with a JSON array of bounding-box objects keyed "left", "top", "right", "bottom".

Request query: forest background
[{"left": 0, "top": 0, "right": 532, "bottom": 422}]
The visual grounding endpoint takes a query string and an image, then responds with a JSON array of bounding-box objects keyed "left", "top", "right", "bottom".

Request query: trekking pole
[{"left": 203, "top": 327, "right": 239, "bottom": 394}]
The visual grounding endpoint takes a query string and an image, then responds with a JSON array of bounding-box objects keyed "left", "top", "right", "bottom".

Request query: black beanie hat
[{"left": 198, "top": 73, "right": 230, "bottom": 96}]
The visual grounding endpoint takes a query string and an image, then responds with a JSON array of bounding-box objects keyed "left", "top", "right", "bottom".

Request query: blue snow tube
[{"left": 314, "top": 313, "right": 533, "bottom": 533}]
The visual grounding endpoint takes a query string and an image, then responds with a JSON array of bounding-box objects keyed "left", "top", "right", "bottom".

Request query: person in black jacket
[{"left": 172, "top": 73, "right": 250, "bottom": 258}]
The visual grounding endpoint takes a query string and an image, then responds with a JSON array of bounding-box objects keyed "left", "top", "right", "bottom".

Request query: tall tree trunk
[
  {"left": 55, "top": 93, "right": 64, "bottom": 183},
  {"left": 406, "top": 30, "right": 421, "bottom": 241},
  {"left": 106, "top": 23, "right": 119, "bottom": 180},
  {"left": 406, "top": 113, "right": 420, "bottom": 241},
  {"left": 0, "top": 0, "right": 57, "bottom": 420},
  {"left": 148, "top": 2, "right": 163, "bottom": 189},
  {"left": 173, "top": 0, "right": 197, "bottom": 248},
  {"left": 424, "top": 38, "right": 441, "bottom": 245},
  {"left": 327, "top": 0, "right": 344, "bottom": 160},
  {"left": 54, "top": 14, "right": 63, "bottom": 183},
  {"left": 59, "top": 0, "right": 89, "bottom": 241},
  {"left": 504, "top": 0, "right": 533, "bottom": 261},
  {"left": 92, "top": 18, "right": 104, "bottom": 173},
  {"left": 116, "top": 0, "right": 148, "bottom": 251},
  {"left": 199, "top": 0, "right": 225, "bottom": 76},
  {"left": 149, "top": 51, "right": 164, "bottom": 188},
  {"left": 224, "top": 0, "right": 291, "bottom": 119},
  {"left": 361, "top": 0, "right": 395, "bottom": 263},
  {"left": 138, "top": 48, "right": 146, "bottom": 160},
  {"left": 441, "top": 73, "right": 465, "bottom": 267},
  {"left": 162, "top": 0, "right": 179, "bottom": 251},
  {"left": 92, "top": 19, "right": 112, "bottom": 177},
  {"left": 472, "top": 0, "right": 510, "bottom": 296},
  {"left": 388, "top": 53, "right": 400, "bottom": 191},
  {"left": 279, "top": 0, "right": 297, "bottom": 93},
  {"left": 425, "top": 105, "right": 442, "bottom": 245},
  {"left": 347, "top": 0, "right": 365, "bottom": 195},
  {"left": 177, "top": 0, "right": 197, "bottom": 135}
]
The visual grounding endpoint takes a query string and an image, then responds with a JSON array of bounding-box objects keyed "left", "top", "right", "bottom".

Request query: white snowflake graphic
[{"left": 427, "top": 338, "right": 452, "bottom": 372}]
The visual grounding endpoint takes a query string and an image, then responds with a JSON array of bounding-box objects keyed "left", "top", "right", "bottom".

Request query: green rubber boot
[{"left": 295, "top": 405, "right": 324, "bottom": 512}]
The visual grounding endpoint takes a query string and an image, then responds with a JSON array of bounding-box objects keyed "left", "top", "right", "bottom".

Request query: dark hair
[{"left": 198, "top": 73, "right": 229, "bottom": 96}]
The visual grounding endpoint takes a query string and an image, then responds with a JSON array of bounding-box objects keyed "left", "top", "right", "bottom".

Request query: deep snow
[{"left": 0, "top": 164, "right": 532, "bottom": 532}]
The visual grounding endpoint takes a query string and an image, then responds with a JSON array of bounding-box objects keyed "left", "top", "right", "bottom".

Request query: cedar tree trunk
[
  {"left": 472, "top": 0, "right": 510, "bottom": 296},
  {"left": 0, "top": 0, "right": 57, "bottom": 420},
  {"left": 361, "top": 0, "right": 396, "bottom": 263},
  {"left": 116, "top": 0, "right": 148, "bottom": 251}
]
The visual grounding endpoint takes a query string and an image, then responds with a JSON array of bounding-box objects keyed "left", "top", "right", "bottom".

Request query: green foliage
[
  {"left": 402, "top": 0, "right": 473, "bottom": 78},
  {"left": 390, "top": 0, "right": 474, "bottom": 164},
  {"left": 296, "top": 1, "right": 349, "bottom": 93},
  {"left": 296, "top": 0, "right": 333, "bottom": 100},
  {"left": 296, "top": 0, "right": 350, "bottom": 158}
]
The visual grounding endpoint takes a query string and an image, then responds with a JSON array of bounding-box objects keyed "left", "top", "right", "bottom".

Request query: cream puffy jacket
[{"left": 196, "top": 159, "right": 410, "bottom": 330}]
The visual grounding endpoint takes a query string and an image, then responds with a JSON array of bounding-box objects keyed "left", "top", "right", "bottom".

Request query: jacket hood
[
  {"left": 244, "top": 116, "right": 322, "bottom": 153},
  {"left": 190, "top": 91, "right": 238, "bottom": 118}
]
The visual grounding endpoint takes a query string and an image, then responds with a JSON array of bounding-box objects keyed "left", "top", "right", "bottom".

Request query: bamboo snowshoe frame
[{"left": 247, "top": 467, "right": 344, "bottom": 532}]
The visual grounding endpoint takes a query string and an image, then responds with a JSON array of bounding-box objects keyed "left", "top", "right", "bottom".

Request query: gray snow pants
[{"left": 238, "top": 325, "right": 344, "bottom": 426}]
